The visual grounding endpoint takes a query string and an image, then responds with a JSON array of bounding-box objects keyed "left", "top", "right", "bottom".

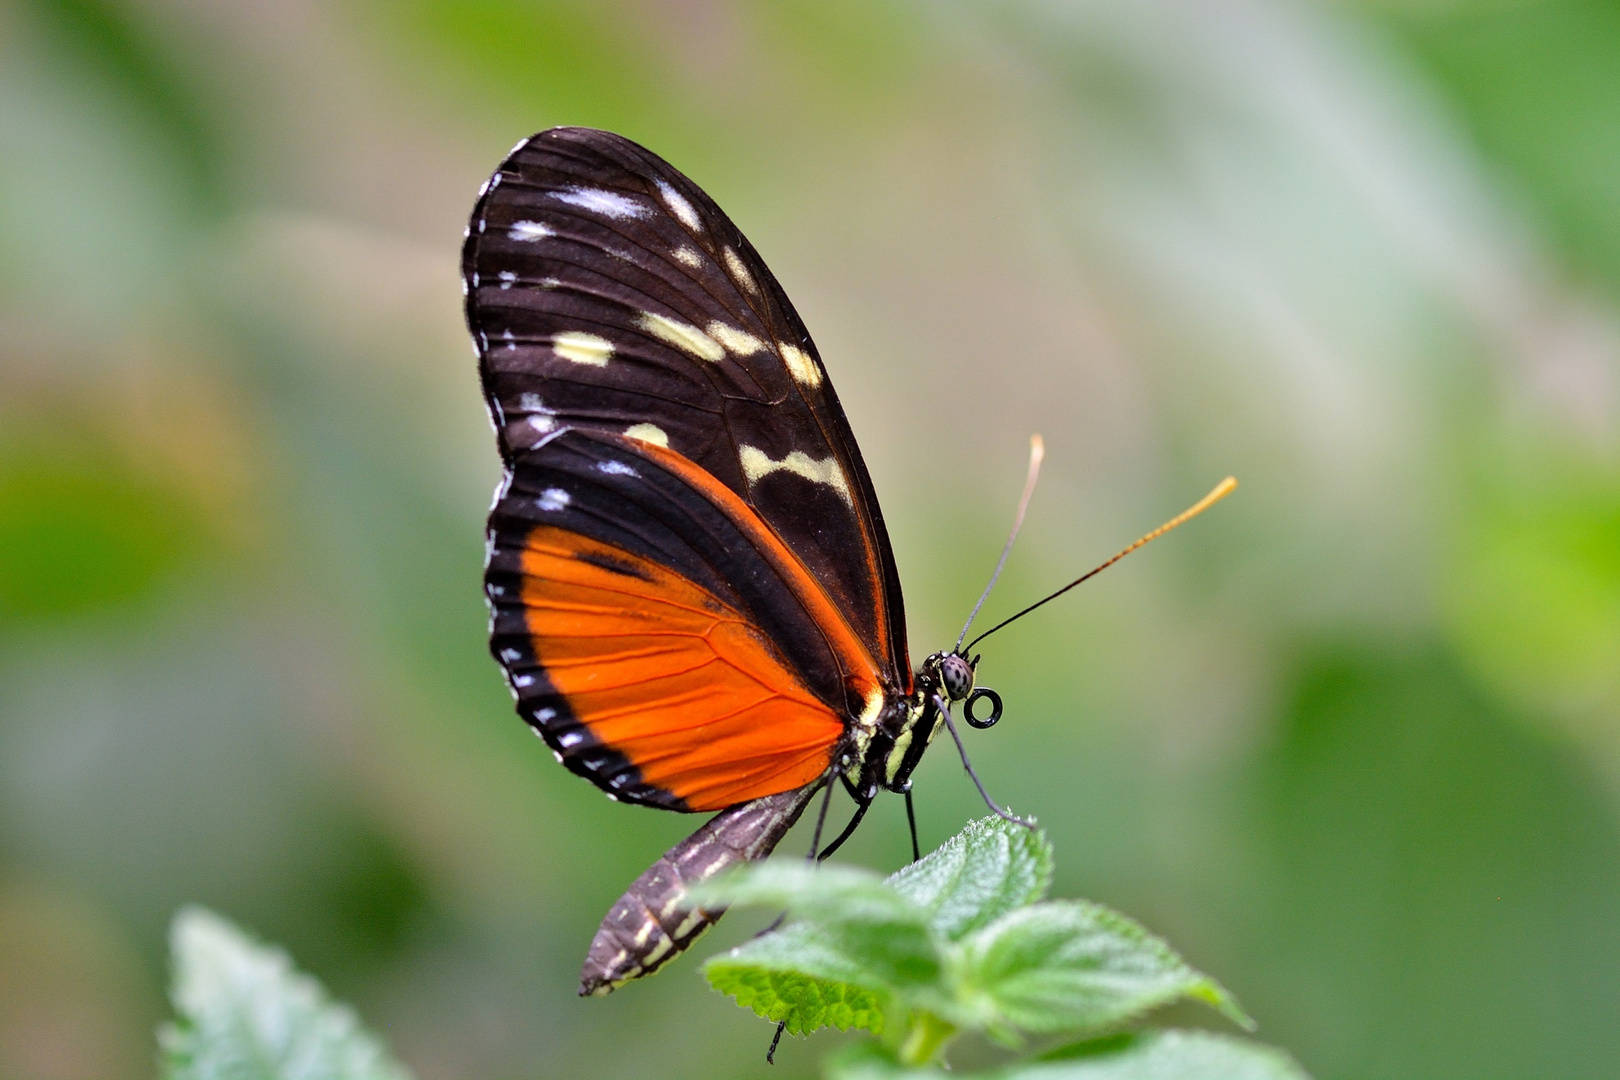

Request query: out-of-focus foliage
[
  {"left": 161, "top": 908, "right": 413, "bottom": 1080},
  {"left": 2, "top": 1, "right": 1619, "bottom": 1078}
]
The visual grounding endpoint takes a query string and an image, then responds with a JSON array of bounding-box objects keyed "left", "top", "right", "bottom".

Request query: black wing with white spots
[{"left": 462, "top": 127, "right": 910, "bottom": 686}]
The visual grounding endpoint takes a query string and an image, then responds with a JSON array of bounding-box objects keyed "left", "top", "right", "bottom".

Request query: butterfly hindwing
[
  {"left": 465, "top": 127, "right": 909, "bottom": 682},
  {"left": 485, "top": 430, "right": 886, "bottom": 811}
]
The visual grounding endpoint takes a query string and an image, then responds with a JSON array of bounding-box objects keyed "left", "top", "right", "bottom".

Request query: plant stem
[{"left": 897, "top": 1011, "right": 956, "bottom": 1067}]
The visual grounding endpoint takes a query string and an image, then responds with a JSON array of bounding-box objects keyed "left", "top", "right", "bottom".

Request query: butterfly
[{"left": 461, "top": 128, "right": 1235, "bottom": 998}]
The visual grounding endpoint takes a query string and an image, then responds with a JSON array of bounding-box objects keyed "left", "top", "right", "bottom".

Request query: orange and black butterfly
[{"left": 462, "top": 128, "right": 1233, "bottom": 998}]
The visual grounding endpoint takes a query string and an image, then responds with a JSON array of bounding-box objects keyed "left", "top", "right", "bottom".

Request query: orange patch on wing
[
  {"left": 625, "top": 437, "right": 887, "bottom": 703},
  {"left": 520, "top": 525, "right": 845, "bottom": 811}
]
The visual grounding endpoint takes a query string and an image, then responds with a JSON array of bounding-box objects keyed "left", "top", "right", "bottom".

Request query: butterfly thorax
[{"left": 851, "top": 651, "right": 978, "bottom": 798}]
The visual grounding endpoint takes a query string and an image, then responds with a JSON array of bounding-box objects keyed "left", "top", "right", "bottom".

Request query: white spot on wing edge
[
  {"left": 550, "top": 186, "right": 649, "bottom": 220},
  {"left": 597, "top": 459, "right": 637, "bottom": 477},
  {"left": 508, "top": 220, "right": 553, "bottom": 241},
  {"left": 624, "top": 423, "right": 669, "bottom": 448},
  {"left": 654, "top": 178, "right": 701, "bottom": 230},
  {"left": 488, "top": 467, "right": 513, "bottom": 513},
  {"left": 551, "top": 331, "right": 614, "bottom": 367},
  {"left": 538, "top": 488, "right": 570, "bottom": 512},
  {"left": 722, "top": 247, "right": 758, "bottom": 294},
  {"left": 780, "top": 342, "right": 823, "bottom": 388},
  {"left": 635, "top": 311, "right": 723, "bottom": 362},
  {"left": 739, "top": 446, "right": 852, "bottom": 506},
  {"left": 672, "top": 245, "right": 703, "bottom": 269},
  {"left": 706, "top": 322, "right": 764, "bottom": 356}
]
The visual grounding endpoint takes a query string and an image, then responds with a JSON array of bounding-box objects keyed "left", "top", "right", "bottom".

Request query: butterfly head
[
  {"left": 939, "top": 652, "right": 975, "bottom": 700},
  {"left": 876, "top": 651, "right": 1004, "bottom": 795}
]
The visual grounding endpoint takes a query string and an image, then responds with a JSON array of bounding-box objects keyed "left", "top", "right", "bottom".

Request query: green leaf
[
  {"left": 888, "top": 817, "right": 1054, "bottom": 941},
  {"left": 696, "top": 861, "right": 941, "bottom": 991},
  {"left": 705, "top": 923, "right": 889, "bottom": 1036},
  {"left": 690, "top": 860, "right": 920, "bottom": 926},
  {"left": 956, "top": 901, "right": 1253, "bottom": 1039},
  {"left": 160, "top": 906, "right": 413, "bottom": 1080},
  {"left": 823, "top": 1030, "right": 1311, "bottom": 1080},
  {"left": 1015, "top": 1030, "right": 1311, "bottom": 1079}
]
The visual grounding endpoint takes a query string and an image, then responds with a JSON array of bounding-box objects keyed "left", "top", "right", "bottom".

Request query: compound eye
[
  {"left": 964, "top": 687, "right": 1003, "bottom": 729},
  {"left": 940, "top": 654, "right": 975, "bottom": 701}
]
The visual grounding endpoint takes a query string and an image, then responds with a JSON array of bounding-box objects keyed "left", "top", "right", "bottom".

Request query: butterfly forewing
[{"left": 465, "top": 128, "right": 908, "bottom": 685}]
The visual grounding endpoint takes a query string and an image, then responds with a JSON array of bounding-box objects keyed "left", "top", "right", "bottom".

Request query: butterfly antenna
[
  {"left": 965, "top": 476, "right": 1238, "bottom": 653},
  {"left": 956, "top": 434, "right": 1046, "bottom": 652}
]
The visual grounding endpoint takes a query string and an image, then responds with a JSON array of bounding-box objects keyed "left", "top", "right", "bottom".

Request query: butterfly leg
[
  {"left": 935, "top": 696, "right": 1036, "bottom": 829},
  {"left": 815, "top": 793, "right": 873, "bottom": 862},
  {"left": 766, "top": 777, "right": 872, "bottom": 1064},
  {"left": 904, "top": 786, "right": 920, "bottom": 862},
  {"left": 806, "top": 773, "right": 837, "bottom": 859}
]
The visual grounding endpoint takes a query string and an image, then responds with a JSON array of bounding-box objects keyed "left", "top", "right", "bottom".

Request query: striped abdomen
[{"left": 579, "top": 785, "right": 817, "bottom": 995}]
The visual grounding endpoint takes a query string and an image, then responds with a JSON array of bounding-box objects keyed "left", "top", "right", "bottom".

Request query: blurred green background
[{"left": 4, "top": 0, "right": 1620, "bottom": 1077}]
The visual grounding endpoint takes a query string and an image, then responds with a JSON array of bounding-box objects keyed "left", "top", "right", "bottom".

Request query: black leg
[
  {"left": 806, "top": 774, "right": 836, "bottom": 859},
  {"left": 937, "top": 696, "right": 1035, "bottom": 828},
  {"left": 765, "top": 775, "right": 837, "bottom": 1064},
  {"left": 904, "top": 787, "right": 920, "bottom": 862},
  {"left": 815, "top": 795, "right": 873, "bottom": 862}
]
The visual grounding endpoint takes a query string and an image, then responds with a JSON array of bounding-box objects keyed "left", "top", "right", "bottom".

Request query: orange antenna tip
[{"left": 964, "top": 473, "right": 1238, "bottom": 651}]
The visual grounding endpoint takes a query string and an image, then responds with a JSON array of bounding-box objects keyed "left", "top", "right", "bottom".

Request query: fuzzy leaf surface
[
  {"left": 705, "top": 923, "right": 888, "bottom": 1036},
  {"left": 957, "top": 901, "right": 1253, "bottom": 1037},
  {"left": 887, "top": 817, "right": 1053, "bottom": 941}
]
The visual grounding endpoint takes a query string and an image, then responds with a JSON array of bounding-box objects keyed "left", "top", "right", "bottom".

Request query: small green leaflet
[
  {"left": 160, "top": 907, "right": 413, "bottom": 1080},
  {"left": 955, "top": 901, "right": 1253, "bottom": 1042},
  {"left": 699, "top": 818, "right": 1249, "bottom": 1049}
]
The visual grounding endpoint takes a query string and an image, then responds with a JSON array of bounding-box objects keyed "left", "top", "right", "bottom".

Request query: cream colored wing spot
[
  {"left": 636, "top": 311, "right": 725, "bottom": 363},
  {"left": 723, "top": 247, "right": 758, "bottom": 295},
  {"left": 706, "top": 321, "right": 764, "bottom": 356},
  {"left": 779, "top": 343, "right": 823, "bottom": 389},
  {"left": 739, "top": 445, "right": 852, "bottom": 506},
  {"left": 624, "top": 423, "right": 669, "bottom": 448},
  {"left": 672, "top": 245, "right": 703, "bottom": 269},
  {"left": 508, "top": 220, "right": 553, "bottom": 241},
  {"left": 856, "top": 686, "right": 884, "bottom": 733},
  {"left": 551, "top": 331, "right": 614, "bottom": 367},
  {"left": 655, "top": 179, "right": 702, "bottom": 231}
]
